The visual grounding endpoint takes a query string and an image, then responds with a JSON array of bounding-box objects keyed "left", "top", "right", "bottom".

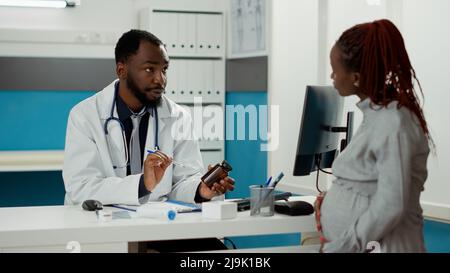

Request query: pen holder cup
[{"left": 249, "top": 185, "right": 275, "bottom": 217}]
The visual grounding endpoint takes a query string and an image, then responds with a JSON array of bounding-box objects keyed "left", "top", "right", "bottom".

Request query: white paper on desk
[
  {"left": 114, "top": 201, "right": 201, "bottom": 214},
  {"left": 147, "top": 201, "right": 201, "bottom": 213},
  {"left": 112, "top": 211, "right": 132, "bottom": 219}
]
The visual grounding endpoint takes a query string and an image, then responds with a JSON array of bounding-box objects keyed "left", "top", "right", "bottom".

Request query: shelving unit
[
  {"left": 140, "top": 7, "right": 226, "bottom": 171},
  {"left": 0, "top": 5, "right": 227, "bottom": 173}
]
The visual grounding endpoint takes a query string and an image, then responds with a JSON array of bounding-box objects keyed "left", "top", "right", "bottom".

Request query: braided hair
[{"left": 336, "top": 19, "right": 434, "bottom": 147}]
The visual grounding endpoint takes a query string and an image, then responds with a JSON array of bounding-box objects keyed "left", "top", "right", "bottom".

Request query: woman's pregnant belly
[{"left": 320, "top": 180, "right": 374, "bottom": 241}]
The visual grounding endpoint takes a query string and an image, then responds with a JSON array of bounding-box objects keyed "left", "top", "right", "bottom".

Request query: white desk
[{"left": 0, "top": 197, "right": 317, "bottom": 253}]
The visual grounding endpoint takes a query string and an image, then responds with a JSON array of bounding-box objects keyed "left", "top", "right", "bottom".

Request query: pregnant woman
[{"left": 315, "top": 19, "right": 433, "bottom": 253}]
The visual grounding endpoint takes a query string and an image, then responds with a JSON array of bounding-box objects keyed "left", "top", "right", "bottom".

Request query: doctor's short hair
[{"left": 115, "top": 29, "right": 164, "bottom": 64}]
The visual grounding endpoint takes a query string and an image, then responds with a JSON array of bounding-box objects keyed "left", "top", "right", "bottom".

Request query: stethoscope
[{"left": 104, "top": 82, "right": 159, "bottom": 169}]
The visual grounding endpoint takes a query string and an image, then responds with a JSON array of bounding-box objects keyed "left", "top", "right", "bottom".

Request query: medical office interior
[{"left": 0, "top": 0, "right": 449, "bottom": 253}]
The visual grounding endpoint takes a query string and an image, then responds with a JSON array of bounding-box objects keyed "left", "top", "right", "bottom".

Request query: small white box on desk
[{"left": 202, "top": 201, "right": 237, "bottom": 220}]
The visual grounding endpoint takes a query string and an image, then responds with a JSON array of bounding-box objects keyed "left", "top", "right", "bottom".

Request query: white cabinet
[
  {"left": 140, "top": 9, "right": 225, "bottom": 58},
  {"left": 162, "top": 59, "right": 224, "bottom": 104},
  {"left": 140, "top": 7, "right": 226, "bottom": 170}
]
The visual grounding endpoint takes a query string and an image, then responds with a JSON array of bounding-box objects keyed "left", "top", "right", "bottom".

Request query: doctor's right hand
[{"left": 143, "top": 151, "right": 172, "bottom": 192}]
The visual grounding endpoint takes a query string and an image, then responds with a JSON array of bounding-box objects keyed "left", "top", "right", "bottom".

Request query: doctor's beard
[{"left": 127, "top": 75, "right": 162, "bottom": 108}]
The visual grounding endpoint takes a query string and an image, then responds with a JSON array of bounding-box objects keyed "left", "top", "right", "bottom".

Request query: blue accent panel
[
  {"left": 0, "top": 90, "right": 95, "bottom": 150},
  {"left": 224, "top": 91, "right": 301, "bottom": 249},
  {"left": 424, "top": 219, "right": 450, "bottom": 253},
  {"left": 224, "top": 233, "right": 301, "bottom": 249},
  {"left": 0, "top": 171, "right": 65, "bottom": 207},
  {"left": 225, "top": 91, "right": 268, "bottom": 199}
]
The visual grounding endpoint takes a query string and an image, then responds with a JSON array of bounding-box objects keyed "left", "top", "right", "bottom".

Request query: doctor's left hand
[
  {"left": 198, "top": 165, "right": 235, "bottom": 200},
  {"left": 143, "top": 151, "right": 172, "bottom": 192}
]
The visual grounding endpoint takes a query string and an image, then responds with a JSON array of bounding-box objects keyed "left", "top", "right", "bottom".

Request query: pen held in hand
[
  {"left": 171, "top": 160, "right": 192, "bottom": 168},
  {"left": 147, "top": 149, "right": 194, "bottom": 169}
]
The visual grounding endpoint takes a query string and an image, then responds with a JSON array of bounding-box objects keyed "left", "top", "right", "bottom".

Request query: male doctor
[{"left": 63, "top": 29, "right": 235, "bottom": 206}]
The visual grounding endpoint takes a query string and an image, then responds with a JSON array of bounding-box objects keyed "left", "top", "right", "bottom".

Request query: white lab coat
[{"left": 63, "top": 80, "right": 205, "bottom": 205}]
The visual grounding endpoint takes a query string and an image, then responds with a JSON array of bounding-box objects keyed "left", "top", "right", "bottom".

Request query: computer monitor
[{"left": 293, "top": 85, "right": 352, "bottom": 176}]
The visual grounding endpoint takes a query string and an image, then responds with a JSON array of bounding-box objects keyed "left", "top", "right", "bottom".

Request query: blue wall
[
  {"left": 424, "top": 220, "right": 450, "bottom": 253},
  {"left": 0, "top": 90, "right": 95, "bottom": 150},
  {"left": 224, "top": 91, "right": 300, "bottom": 249},
  {"left": 225, "top": 91, "right": 268, "bottom": 199},
  {"left": 0, "top": 90, "right": 93, "bottom": 207},
  {"left": 0, "top": 171, "right": 65, "bottom": 207}
]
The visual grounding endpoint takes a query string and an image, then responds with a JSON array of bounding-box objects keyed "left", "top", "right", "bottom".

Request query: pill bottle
[{"left": 201, "top": 160, "right": 232, "bottom": 186}]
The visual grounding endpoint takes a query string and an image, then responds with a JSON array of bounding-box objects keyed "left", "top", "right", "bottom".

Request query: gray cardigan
[{"left": 320, "top": 98, "right": 430, "bottom": 253}]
